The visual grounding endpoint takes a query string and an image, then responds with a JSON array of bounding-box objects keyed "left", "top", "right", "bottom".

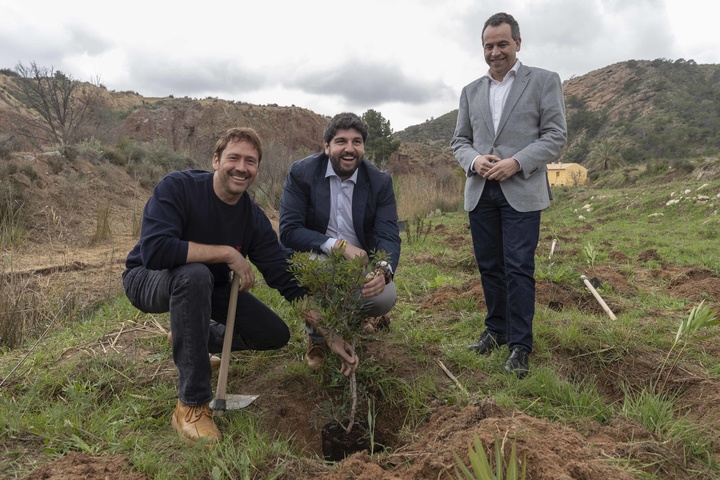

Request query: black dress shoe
[
  {"left": 468, "top": 330, "right": 507, "bottom": 354},
  {"left": 504, "top": 347, "right": 530, "bottom": 378}
]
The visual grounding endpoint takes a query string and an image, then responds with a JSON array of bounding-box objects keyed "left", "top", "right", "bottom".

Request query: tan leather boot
[
  {"left": 171, "top": 399, "right": 222, "bottom": 444},
  {"left": 306, "top": 338, "right": 329, "bottom": 370},
  {"left": 167, "top": 332, "right": 221, "bottom": 370},
  {"left": 361, "top": 315, "right": 391, "bottom": 334}
]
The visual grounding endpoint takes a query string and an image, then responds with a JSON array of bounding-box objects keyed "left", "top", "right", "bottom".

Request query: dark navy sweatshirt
[{"left": 125, "top": 170, "right": 304, "bottom": 302}]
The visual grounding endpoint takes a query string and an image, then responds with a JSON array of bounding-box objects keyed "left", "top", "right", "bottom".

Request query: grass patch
[{"left": 2, "top": 172, "right": 720, "bottom": 478}]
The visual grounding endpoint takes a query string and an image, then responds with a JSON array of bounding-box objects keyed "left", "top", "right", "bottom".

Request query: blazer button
[{"left": 493, "top": 143, "right": 499, "bottom": 148}]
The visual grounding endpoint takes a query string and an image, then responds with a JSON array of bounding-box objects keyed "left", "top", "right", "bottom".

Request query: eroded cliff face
[
  {"left": 114, "top": 100, "right": 328, "bottom": 159},
  {"left": 0, "top": 74, "right": 328, "bottom": 157}
]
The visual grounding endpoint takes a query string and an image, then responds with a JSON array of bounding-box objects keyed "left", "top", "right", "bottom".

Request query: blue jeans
[
  {"left": 122, "top": 263, "right": 290, "bottom": 405},
  {"left": 468, "top": 180, "right": 540, "bottom": 353}
]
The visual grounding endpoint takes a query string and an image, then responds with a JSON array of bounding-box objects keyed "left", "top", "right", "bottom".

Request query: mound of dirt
[
  {"left": 21, "top": 452, "right": 150, "bottom": 480},
  {"left": 318, "top": 401, "right": 634, "bottom": 480}
]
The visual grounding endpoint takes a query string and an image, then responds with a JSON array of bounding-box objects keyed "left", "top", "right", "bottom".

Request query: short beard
[{"left": 330, "top": 157, "right": 359, "bottom": 179}]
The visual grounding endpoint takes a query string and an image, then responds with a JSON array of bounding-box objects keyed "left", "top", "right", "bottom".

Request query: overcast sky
[{"left": 1, "top": 0, "right": 718, "bottom": 131}]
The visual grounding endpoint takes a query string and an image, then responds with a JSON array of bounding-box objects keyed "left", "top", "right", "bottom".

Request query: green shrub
[
  {"left": 115, "top": 137, "right": 149, "bottom": 164},
  {"left": 77, "top": 138, "right": 105, "bottom": 162},
  {"left": 61, "top": 145, "right": 78, "bottom": 162},
  {"left": 114, "top": 139, "right": 196, "bottom": 187},
  {"left": 102, "top": 148, "right": 126, "bottom": 166},
  {"left": 20, "top": 165, "right": 39, "bottom": 182},
  {"left": 47, "top": 155, "right": 65, "bottom": 174},
  {"left": 670, "top": 158, "right": 695, "bottom": 173}
]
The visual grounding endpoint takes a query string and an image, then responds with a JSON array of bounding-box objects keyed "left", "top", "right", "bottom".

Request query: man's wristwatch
[{"left": 375, "top": 260, "right": 393, "bottom": 285}]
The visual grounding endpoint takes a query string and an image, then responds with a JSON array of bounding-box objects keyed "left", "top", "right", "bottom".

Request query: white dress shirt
[{"left": 320, "top": 161, "right": 361, "bottom": 254}]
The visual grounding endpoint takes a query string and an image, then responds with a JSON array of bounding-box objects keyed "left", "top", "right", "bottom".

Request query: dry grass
[
  {"left": 394, "top": 170, "right": 464, "bottom": 221},
  {"left": 0, "top": 266, "right": 81, "bottom": 350},
  {"left": 90, "top": 206, "right": 112, "bottom": 245}
]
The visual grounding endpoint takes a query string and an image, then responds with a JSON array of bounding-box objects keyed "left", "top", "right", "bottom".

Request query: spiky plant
[
  {"left": 454, "top": 433, "right": 526, "bottom": 480},
  {"left": 655, "top": 301, "right": 720, "bottom": 394},
  {"left": 289, "top": 247, "right": 388, "bottom": 432}
]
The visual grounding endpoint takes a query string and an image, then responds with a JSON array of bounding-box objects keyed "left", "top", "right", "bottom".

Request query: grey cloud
[
  {"left": 522, "top": 2, "right": 603, "bottom": 44},
  {"left": 0, "top": 22, "right": 112, "bottom": 72},
  {"left": 537, "top": 0, "right": 674, "bottom": 79},
  {"left": 66, "top": 23, "right": 113, "bottom": 56},
  {"left": 455, "top": 0, "right": 675, "bottom": 81},
  {"left": 126, "top": 57, "right": 265, "bottom": 97},
  {"left": 294, "top": 62, "right": 454, "bottom": 105},
  {"left": 0, "top": 34, "right": 62, "bottom": 69}
]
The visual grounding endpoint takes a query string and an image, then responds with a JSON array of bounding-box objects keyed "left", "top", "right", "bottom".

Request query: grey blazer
[{"left": 451, "top": 63, "right": 567, "bottom": 212}]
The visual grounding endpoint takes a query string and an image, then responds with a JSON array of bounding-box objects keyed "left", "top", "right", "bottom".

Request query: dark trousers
[
  {"left": 468, "top": 180, "right": 541, "bottom": 353},
  {"left": 122, "top": 263, "right": 290, "bottom": 405}
]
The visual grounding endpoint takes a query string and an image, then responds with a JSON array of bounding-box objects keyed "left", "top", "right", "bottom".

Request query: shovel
[
  {"left": 547, "top": 239, "right": 564, "bottom": 311},
  {"left": 210, "top": 272, "right": 259, "bottom": 415},
  {"left": 580, "top": 274, "right": 617, "bottom": 321}
]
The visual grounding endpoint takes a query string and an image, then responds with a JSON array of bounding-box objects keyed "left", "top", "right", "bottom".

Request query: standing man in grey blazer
[{"left": 451, "top": 12, "right": 567, "bottom": 377}]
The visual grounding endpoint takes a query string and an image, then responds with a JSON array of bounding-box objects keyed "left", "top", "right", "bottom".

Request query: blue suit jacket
[
  {"left": 452, "top": 63, "right": 567, "bottom": 212},
  {"left": 279, "top": 152, "right": 401, "bottom": 272}
]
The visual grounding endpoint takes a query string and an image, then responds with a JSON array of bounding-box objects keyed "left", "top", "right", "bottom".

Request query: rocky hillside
[
  {"left": 2, "top": 59, "right": 718, "bottom": 172},
  {"left": 114, "top": 98, "right": 329, "bottom": 160},
  {"left": 0, "top": 73, "right": 328, "bottom": 161}
]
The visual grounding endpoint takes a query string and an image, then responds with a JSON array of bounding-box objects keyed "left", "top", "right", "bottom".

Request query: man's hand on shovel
[{"left": 228, "top": 252, "right": 255, "bottom": 291}]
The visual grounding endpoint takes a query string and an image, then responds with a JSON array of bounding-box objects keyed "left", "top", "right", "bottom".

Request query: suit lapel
[
  {"left": 476, "top": 78, "right": 494, "bottom": 137},
  {"left": 316, "top": 157, "right": 331, "bottom": 231},
  {"left": 352, "top": 164, "right": 369, "bottom": 245},
  {"left": 496, "top": 66, "right": 530, "bottom": 138}
]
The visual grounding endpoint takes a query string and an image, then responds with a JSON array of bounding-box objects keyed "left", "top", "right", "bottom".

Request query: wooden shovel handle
[
  {"left": 215, "top": 273, "right": 241, "bottom": 400},
  {"left": 581, "top": 275, "right": 617, "bottom": 320}
]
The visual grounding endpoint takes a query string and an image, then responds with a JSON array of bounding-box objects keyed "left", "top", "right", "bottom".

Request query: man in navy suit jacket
[
  {"left": 452, "top": 12, "right": 567, "bottom": 378},
  {"left": 280, "top": 112, "right": 401, "bottom": 371}
]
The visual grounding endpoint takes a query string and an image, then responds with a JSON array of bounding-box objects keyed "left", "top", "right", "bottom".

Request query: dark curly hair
[{"left": 323, "top": 112, "right": 368, "bottom": 144}]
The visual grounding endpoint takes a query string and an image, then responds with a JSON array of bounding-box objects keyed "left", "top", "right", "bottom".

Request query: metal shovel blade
[{"left": 210, "top": 394, "right": 259, "bottom": 413}]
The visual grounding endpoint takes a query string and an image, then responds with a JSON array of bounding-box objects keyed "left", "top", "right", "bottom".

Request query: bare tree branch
[{"left": 9, "top": 62, "right": 102, "bottom": 149}]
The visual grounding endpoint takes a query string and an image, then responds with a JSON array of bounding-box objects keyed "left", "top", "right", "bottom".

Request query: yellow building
[{"left": 547, "top": 163, "right": 587, "bottom": 186}]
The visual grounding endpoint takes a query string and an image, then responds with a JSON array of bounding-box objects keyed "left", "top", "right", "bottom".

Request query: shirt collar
[
  {"left": 325, "top": 158, "right": 359, "bottom": 183},
  {"left": 484, "top": 60, "right": 521, "bottom": 83}
]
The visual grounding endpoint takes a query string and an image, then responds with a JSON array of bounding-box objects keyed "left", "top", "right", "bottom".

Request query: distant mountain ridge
[{"left": 394, "top": 59, "right": 720, "bottom": 165}]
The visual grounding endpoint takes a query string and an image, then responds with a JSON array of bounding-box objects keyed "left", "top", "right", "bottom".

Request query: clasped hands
[{"left": 472, "top": 155, "right": 521, "bottom": 181}]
